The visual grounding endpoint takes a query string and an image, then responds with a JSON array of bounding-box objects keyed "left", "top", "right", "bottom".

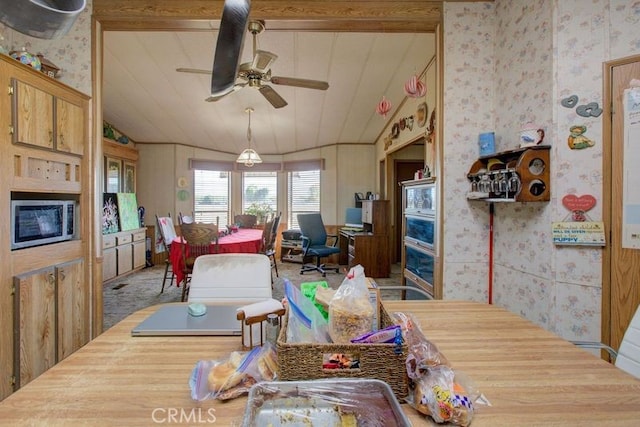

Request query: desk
[
  {"left": 169, "top": 229, "right": 263, "bottom": 285},
  {"left": 339, "top": 228, "right": 390, "bottom": 277},
  {"left": 1, "top": 300, "right": 638, "bottom": 426}
]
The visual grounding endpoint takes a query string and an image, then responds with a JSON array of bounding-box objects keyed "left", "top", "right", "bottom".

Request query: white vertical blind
[
  {"left": 287, "top": 170, "right": 320, "bottom": 229},
  {"left": 193, "top": 170, "right": 229, "bottom": 226},
  {"left": 242, "top": 171, "right": 278, "bottom": 220}
]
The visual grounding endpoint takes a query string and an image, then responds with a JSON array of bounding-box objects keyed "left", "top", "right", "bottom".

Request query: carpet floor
[{"left": 102, "top": 259, "right": 403, "bottom": 331}]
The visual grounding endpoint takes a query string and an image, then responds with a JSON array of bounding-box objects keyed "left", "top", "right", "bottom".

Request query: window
[
  {"left": 288, "top": 170, "right": 320, "bottom": 229},
  {"left": 242, "top": 171, "right": 278, "bottom": 222},
  {"left": 193, "top": 170, "right": 229, "bottom": 226}
]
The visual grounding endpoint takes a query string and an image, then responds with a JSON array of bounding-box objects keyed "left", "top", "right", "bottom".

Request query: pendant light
[{"left": 236, "top": 107, "right": 262, "bottom": 167}]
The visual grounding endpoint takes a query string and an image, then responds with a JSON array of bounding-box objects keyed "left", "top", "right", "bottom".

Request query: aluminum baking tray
[{"left": 241, "top": 379, "right": 411, "bottom": 427}]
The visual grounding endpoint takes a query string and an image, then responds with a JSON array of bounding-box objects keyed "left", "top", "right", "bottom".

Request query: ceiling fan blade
[
  {"left": 210, "top": 0, "right": 251, "bottom": 98},
  {"left": 270, "top": 76, "right": 329, "bottom": 90},
  {"left": 259, "top": 85, "right": 288, "bottom": 109},
  {"left": 205, "top": 83, "right": 246, "bottom": 102},
  {"left": 176, "top": 67, "right": 211, "bottom": 75},
  {"left": 251, "top": 50, "right": 278, "bottom": 74}
]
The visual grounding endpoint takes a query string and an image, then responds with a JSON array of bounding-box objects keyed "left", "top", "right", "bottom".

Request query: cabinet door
[
  {"left": 14, "top": 267, "right": 56, "bottom": 389},
  {"left": 12, "top": 79, "right": 54, "bottom": 150},
  {"left": 133, "top": 240, "right": 146, "bottom": 269},
  {"left": 117, "top": 244, "right": 133, "bottom": 275},
  {"left": 56, "top": 98, "right": 85, "bottom": 156},
  {"left": 57, "top": 259, "right": 89, "bottom": 360},
  {"left": 361, "top": 200, "right": 372, "bottom": 224},
  {"left": 103, "top": 247, "right": 117, "bottom": 281}
]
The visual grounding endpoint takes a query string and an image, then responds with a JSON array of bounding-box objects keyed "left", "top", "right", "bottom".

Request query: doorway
[{"left": 603, "top": 54, "right": 640, "bottom": 350}]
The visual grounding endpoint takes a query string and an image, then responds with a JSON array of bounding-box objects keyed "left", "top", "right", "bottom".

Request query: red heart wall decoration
[{"left": 562, "top": 194, "right": 596, "bottom": 212}]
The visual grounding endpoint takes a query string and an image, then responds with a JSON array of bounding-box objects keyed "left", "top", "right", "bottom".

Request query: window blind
[
  {"left": 242, "top": 171, "right": 278, "bottom": 220},
  {"left": 287, "top": 170, "right": 320, "bottom": 229},
  {"left": 193, "top": 170, "right": 230, "bottom": 226}
]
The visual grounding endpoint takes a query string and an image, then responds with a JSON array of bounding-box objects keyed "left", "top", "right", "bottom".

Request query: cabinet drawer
[
  {"left": 116, "top": 234, "right": 132, "bottom": 245},
  {"left": 404, "top": 244, "right": 435, "bottom": 286},
  {"left": 103, "top": 234, "right": 116, "bottom": 249},
  {"left": 132, "top": 231, "right": 146, "bottom": 242}
]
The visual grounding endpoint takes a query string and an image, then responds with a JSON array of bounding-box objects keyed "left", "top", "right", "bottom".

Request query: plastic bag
[
  {"left": 189, "top": 342, "right": 278, "bottom": 401},
  {"left": 284, "top": 279, "right": 330, "bottom": 343},
  {"left": 394, "top": 311, "right": 449, "bottom": 377},
  {"left": 328, "top": 265, "right": 374, "bottom": 343},
  {"left": 406, "top": 365, "right": 484, "bottom": 426}
]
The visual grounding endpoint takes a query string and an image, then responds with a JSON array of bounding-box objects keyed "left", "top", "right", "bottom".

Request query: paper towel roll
[{"left": 236, "top": 298, "right": 283, "bottom": 320}]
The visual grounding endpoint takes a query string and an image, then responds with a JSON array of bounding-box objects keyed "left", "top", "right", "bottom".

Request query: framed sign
[
  {"left": 105, "top": 157, "right": 122, "bottom": 193},
  {"left": 552, "top": 222, "right": 606, "bottom": 246}
]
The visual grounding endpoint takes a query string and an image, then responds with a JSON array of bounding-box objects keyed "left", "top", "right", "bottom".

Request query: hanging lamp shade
[
  {"left": 376, "top": 96, "right": 392, "bottom": 118},
  {"left": 236, "top": 107, "right": 263, "bottom": 167},
  {"left": 236, "top": 148, "right": 262, "bottom": 167}
]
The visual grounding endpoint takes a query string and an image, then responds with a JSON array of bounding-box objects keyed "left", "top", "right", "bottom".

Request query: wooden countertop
[{"left": 0, "top": 300, "right": 638, "bottom": 426}]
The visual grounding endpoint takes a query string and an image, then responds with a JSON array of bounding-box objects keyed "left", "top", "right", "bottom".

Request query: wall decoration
[
  {"left": 404, "top": 74, "right": 426, "bottom": 98},
  {"left": 561, "top": 94, "right": 579, "bottom": 108},
  {"left": 117, "top": 192, "right": 140, "bottom": 231},
  {"left": 123, "top": 161, "right": 136, "bottom": 193},
  {"left": 177, "top": 189, "right": 190, "bottom": 201},
  {"left": 105, "top": 157, "right": 121, "bottom": 193},
  {"left": 376, "top": 96, "right": 391, "bottom": 118},
  {"left": 416, "top": 102, "right": 428, "bottom": 127},
  {"left": 567, "top": 125, "right": 595, "bottom": 149},
  {"left": 552, "top": 221, "right": 606, "bottom": 246},
  {"left": 177, "top": 176, "right": 188, "bottom": 188},
  {"left": 426, "top": 108, "right": 436, "bottom": 144},
  {"left": 562, "top": 194, "right": 596, "bottom": 222},
  {"left": 391, "top": 123, "right": 400, "bottom": 139},
  {"left": 576, "top": 102, "right": 603, "bottom": 117},
  {"left": 102, "top": 193, "right": 119, "bottom": 234}
]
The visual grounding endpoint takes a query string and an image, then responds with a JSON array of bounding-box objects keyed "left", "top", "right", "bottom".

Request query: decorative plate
[
  {"left": 177, "top": 189, "right": 189, "bottom": 201},
  {"left": 177, "top": 176, "right": 188, "bottom": 188},
  {"left": 416, "top": 102, "right": 428, "bottom": 127},
  {"left": 391, "top": 123, "right": 400, "bottom": 139}
]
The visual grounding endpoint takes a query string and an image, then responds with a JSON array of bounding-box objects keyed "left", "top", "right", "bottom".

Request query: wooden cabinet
[
  {"left": 1, "top": 55, "right": 92, "bottom": 401},
  {"left": 103, "top": 228, "right": 147, "bottom": 282},
  {"left": 401, "top": 179, "right": 438, "bottom": 299},
  {"left": 339, "top": 200, "right": 390, "bottom": 278},
  {"left": 13, "top": 258, "right": 88, "bottom": 389},
  {"left": 11, "top": 79, "right": 85, "bottom": 156},
  {"left": 466, "top": 145, "right": 551, "bottom": 202}
]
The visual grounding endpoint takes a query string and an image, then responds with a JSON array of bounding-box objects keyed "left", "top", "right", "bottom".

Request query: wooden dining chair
[
  {"left": 178, "top": 219, "right": 219, "bottom": 301},
  {"left": 155, "top": 213, "right": 177, "bottom": 293},
  {"left": 263, "top": 212, "right": 281, "bottom": 281},
  {"left": 234, "top": 214, "right": 257, "bottom": 229}
]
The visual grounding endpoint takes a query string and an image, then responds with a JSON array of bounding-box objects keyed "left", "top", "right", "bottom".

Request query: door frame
[{"left": 601, "top": 53, "right": 640, "bottom": 347}]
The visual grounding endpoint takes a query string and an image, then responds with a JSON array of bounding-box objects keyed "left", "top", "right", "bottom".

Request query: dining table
[
  {"left": 169, "top": 228, "right": 264, "bottom": 285},
  {"left": 0, "top": 300, "right": 639, "bottom": 426}
]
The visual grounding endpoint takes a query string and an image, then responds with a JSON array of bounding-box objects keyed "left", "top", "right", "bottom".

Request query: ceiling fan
[{"left": 176, "top": 2, "right": 329, "bottom": 108}]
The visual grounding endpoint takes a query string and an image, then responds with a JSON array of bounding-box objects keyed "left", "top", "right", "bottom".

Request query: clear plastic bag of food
[
  {"left": 189, "top": 342, "right": 278, "bottom": 401},
  {"left": 394, "top": 311, "right": 449, "bottom": 377},
  {"left": 284, "top": 279, "right": 330, "bottom": 343},
  {"left": 328, "top": 265, "right": 375, "bottom": 343},
  {"left": 406, "top": 365, "right": 482, "bottom": 426}
]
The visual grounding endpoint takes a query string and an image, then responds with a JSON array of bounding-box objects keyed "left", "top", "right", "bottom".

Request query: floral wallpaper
[
  {"left": 0, "top": 0, "right": 93, "bottom": 96},
  {"left": 443, "top": 0, "right": 640, "bottom": 341}
]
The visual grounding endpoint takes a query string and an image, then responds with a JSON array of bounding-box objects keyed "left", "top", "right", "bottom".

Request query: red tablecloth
[{"left": 169, "top": 228, "right": 264, "bottom": 285}]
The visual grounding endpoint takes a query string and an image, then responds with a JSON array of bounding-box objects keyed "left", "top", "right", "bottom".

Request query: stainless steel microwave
[{"left": 11, "top": 200, "right": 77, "bottom": 250}]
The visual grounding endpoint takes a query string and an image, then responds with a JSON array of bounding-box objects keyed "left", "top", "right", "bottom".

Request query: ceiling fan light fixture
[{"left": 236, "top": 107, "right": 263, "bottom": 167}]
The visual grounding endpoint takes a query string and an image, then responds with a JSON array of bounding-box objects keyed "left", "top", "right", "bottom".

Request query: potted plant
[{"left": 244, "top": 202, "right": 275, "bottom": 225}]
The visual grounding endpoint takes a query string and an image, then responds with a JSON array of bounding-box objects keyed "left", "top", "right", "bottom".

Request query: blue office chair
[{"left": 297, "top": 213, "right": 341, "bottom": 277}]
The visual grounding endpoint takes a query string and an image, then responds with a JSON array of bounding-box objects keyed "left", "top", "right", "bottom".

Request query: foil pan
[{"left": 241, "top": 379, "right": 411, "bottom": 426}]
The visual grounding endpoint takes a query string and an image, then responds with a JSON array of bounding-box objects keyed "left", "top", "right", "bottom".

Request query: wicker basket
[{"left": 276, "top": 303, "right": 408, "bottom": 399}]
